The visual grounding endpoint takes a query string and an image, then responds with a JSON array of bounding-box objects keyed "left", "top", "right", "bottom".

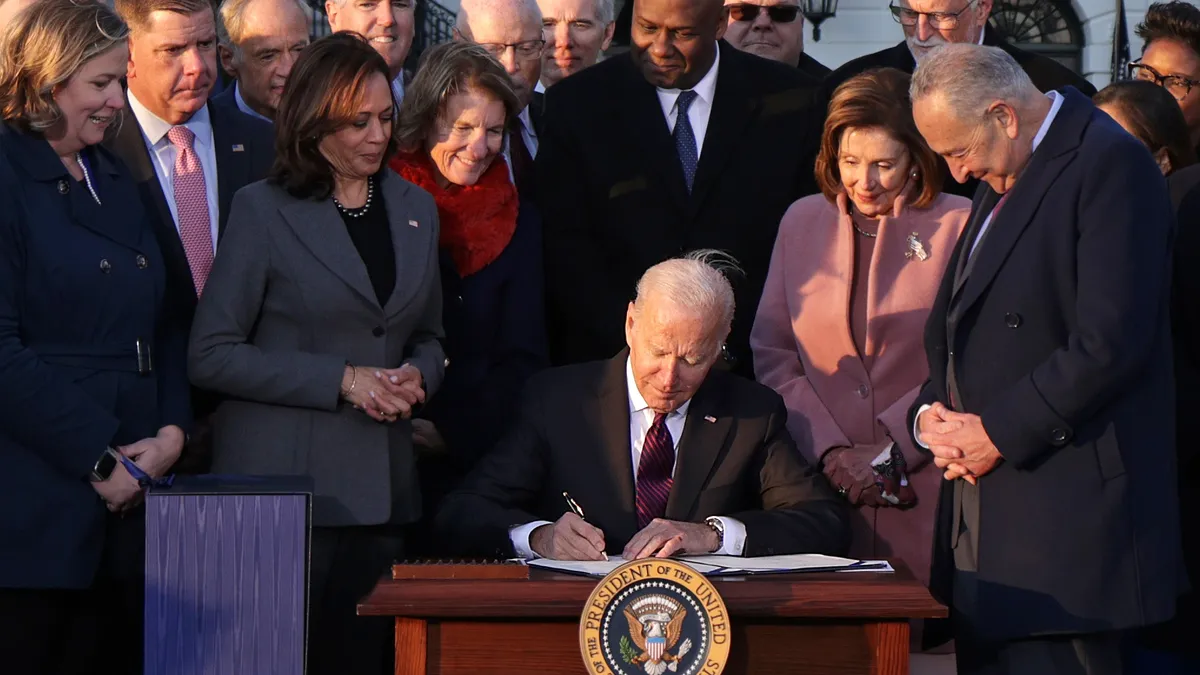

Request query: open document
[{"left": 525, "top": 554, "right": 893, "bottom": 578}]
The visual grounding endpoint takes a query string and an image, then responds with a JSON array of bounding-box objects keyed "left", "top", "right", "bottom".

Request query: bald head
[{"left": 455, "top": 0, "right": 544, "bottom": 108}]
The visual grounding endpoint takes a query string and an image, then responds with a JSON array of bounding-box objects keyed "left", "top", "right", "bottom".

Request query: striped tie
[{"left": 636, "top": 413, "right": 675, "bottom": 529}]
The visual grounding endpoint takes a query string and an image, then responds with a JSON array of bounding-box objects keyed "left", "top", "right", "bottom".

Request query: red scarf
[{"left": 390, "top": 151, "right": 518, "bottom": 278}]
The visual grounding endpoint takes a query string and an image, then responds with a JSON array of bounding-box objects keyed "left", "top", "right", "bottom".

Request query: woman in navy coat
[{"left": 0, "top": 3, "right": 190, "bottom": 673}]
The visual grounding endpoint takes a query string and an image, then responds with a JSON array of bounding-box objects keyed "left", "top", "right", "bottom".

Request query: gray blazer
[{"left": 188, "top": 172, "right": 445, "bottom": 527}]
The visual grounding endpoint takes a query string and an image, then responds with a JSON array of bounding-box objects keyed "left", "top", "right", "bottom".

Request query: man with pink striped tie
[{"left": 434, "top": 251, "right": 850, "bottom": 562}]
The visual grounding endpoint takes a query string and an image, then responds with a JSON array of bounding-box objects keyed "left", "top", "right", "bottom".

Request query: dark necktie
[
  {"left": 636, "top": 412, "right": 675, "bottom": 529},
  {"left": 509, "top": 125, "right": 535, "bottom": 199},
  {"left": 673, "top": 91, "right": 699, "bottom": 193}
]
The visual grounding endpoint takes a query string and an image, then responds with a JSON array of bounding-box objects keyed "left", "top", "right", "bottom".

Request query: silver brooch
[{"left": 905, "top": 232, "right": 929, "bottom": 261}]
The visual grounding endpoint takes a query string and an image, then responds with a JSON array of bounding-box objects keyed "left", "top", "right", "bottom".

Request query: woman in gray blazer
[{"left": 188, "top": 33, "right": 444, "bottom": 675}]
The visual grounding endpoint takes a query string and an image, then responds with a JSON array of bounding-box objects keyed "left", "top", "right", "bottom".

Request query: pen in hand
[{"left": 563, "top": 491, "right": 608, "bottom": 561}]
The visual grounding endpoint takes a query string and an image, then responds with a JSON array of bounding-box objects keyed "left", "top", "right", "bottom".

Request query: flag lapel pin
[
  {"left": 232, "top": 144, "right": 245, "bottom": 152},
  {"left": 704, "top": 415, "right": 717, "bottom": 423},
  {"left": 408, "top": 220, "right": 419, "bottom": 228}
]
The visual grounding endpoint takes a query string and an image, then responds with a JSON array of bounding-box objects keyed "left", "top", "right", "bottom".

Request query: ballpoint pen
[{"left": 563, "top": 491, "right": 608, "bottom": 560}]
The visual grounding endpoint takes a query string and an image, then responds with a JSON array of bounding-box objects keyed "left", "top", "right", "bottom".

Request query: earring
[{"left": 911, "top": 170, "right": 919, "bottom": 178}]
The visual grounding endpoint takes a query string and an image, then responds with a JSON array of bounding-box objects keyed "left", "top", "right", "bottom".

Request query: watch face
[{"left": 94, "top": 451, "right": 118, "bottom": 480}]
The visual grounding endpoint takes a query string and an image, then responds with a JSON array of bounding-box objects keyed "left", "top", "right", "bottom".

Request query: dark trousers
[
  {"left": 308, "top": 526, "right": 404, "bottom": 675},
  {"left": 956, "top": 630, "right": 1127, "bottom": 675}
]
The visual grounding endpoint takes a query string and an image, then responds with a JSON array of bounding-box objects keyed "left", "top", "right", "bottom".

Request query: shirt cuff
[
  {"left": 913, "top": 404, "right": 932, "bottom": 449},
  {"left": 509, "top": 520, "right": 554, "bottom": 559},
  {"left": 713, "top": 516, "right": 747, "bottom": 556}
]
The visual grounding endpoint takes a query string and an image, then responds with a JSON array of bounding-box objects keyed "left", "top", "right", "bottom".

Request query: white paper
[{"left": 523, "top": 553, "right": 885, "bottom": 577}]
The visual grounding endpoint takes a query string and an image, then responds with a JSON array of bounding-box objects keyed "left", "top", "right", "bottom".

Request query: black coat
[
  {"left": 909, "top": 89, "right": 1183, "bottom": 642},
  {"left": 823, "top": 26, "right": 1098, "bottom": 199},
  {"left": 536, "top": 41, "right": 824, "bottom": 378}
]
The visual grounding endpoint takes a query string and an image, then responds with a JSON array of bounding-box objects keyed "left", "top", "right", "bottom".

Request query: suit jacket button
[
  {"left": 1051, "top": 428, "right": 1069, "bottom": 443},
  {"left": 58, "top": 180, "right": 69, "bottom": 194},
  {"left": 856, "top": 384, "right": 869, "bottom": 398},
  {"left": 372, "top": 326, "right": 385, "bottom": 337},
  {"left": 136, "top": 255, "right": 148, "bottom": 269},
  {"left": 99, "top": 259, "right": 111, "bottom": 273},
  {"left": 1005, "top": 313, "right": 1022, "bottom": 328}
]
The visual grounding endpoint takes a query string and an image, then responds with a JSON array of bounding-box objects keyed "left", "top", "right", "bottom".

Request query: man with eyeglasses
[
  {"left": 326, "top": 0, "right": 416, "bottom": 103},
  {"left": 455, "top": 0, "right": 545, "bottom": 198},
  {"left": 722, "top": 0, "right": 829, "bottom": 80},
  {"left": 822, "top": 0, "right": 1094, "bottom": 198},
  {"left": 536, "top": 0, "right": 616, "bottom": 90},
  {"left": 1134, "top": 1, "right": 1200, "bottom": 158}
]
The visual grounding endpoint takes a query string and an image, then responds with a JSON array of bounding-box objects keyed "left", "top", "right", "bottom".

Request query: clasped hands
[
  {"left": 92, "top": 425, "right": 185, "bottom": 513},
  {"left": 917, "top": 402, "right": 1003, "bottom": 484},
  {"left": 529, "top": 513, "right": 720, "bottom": 561},
  {"left": 341, "top": 364, "right": 424, "bottom": 423}
]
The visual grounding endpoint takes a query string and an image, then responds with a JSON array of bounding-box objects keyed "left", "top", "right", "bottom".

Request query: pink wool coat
[{"left": 751, "top": 191, "right": 969, "bottom": 589}]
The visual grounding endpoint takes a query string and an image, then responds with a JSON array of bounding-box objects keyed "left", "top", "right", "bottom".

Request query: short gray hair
[
  {"left": 217, "top": 0, "right": 311, "bottom": 50},
  {"left": 634, "top": 250, "right": 739, "bottom": 335},
  {"left": 594, "top": 0, "right": 615, "bottom": 24},
  {"left": 456, "top": 0, "right": 543, "bottom": 37},
  {"left": 909, "top": 44, "right": 1038, "bottom": 120}
]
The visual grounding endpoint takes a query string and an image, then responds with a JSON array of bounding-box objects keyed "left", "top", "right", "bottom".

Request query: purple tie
[
  {"left": 636, "top": 413, "right": 675, "bottom": 529},
  {"left": 167, "top": 126, "right": 214, "bottom": 296}
]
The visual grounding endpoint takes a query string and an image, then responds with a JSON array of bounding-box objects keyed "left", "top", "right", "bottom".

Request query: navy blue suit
[
  {"left": 909, "top": 89, "right": 1183, "bottom": 661},
  {"left": 0, "top": 124, "right": 190, "bottom": 589}
]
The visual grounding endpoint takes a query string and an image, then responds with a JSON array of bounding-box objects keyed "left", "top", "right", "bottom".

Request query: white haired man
[
  {"left": 213, "top": 0, "right": 311, "bottom": 121},
  {"left": 908, "top": 44, "right": 1181, "bottom": 674},
  {"left": 535, "top": 0, "right": 615, "bottom": 90},
  {"left": 455, "top": 0, "right": 544, "bottom": 197},
  {"left": 326, "top": 0, "right": 414, "bottom": 102},
  {"left": 435, "top": 252, "right": 849, "bottom": 562},
  {"left": 722, "top": 0, "right": 828, "bottom": 81}
]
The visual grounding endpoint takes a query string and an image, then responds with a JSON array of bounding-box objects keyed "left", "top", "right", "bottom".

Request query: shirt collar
[
  {"left": 656, "top": 42, "right": 720, "bottom": 111},
  {"left": 1031, "top": 90, "right": 1064, "bottom": 154},
  {"left": 127, "top": 90, "right": 213, "bottom": 148},
  {"left": 392, "top": 74, "right": 405, "bottom": 103},
  {"left": 233, "top": 82, "right": 272, "bottom": 123},
  {"left": 535, "top": 79, "right": 546, "bottom": 94},
  {"left": 626, "top": 356, "right": 692, "bottom": 419},
  {"left": 518, "top": 104, "right": 535, "bottom": 136}
]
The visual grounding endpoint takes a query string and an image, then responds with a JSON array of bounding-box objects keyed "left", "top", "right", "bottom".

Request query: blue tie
[{"left": 673, "top": 90, "right": 699, "bottom": 192}]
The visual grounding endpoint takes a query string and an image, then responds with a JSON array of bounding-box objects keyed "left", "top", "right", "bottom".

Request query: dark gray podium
[{"left": 144, "top": 475, "right": 312, "bottom": 675}]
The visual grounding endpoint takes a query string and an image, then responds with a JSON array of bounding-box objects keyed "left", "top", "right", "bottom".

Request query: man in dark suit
[
  {"left": 111, "top": 0, "right": 274, "bottom": 471},
  {"left": 436, "top": 252, "right": 849, "bottom": 560},
  {"left": 722, "top": 0, "right": 830, "bottom": 80},
  {"left": 824, "top": 0, "right": 1094, "bottom": 199},
  {"left": 907, "top": 44, "right": 1182, "bottom": 674},
  {"left": 537, "top": 0, "right": 823, "bottom": 377},
  {"left": 212, "top": 0, "right": 311, "bottom": 122}
]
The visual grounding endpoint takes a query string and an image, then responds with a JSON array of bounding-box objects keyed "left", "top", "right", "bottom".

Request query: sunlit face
[
  {"left": 319, "top": 71, "right": 394, "bottom": 181},
  {"left": 326, "top": 0, "right": 415, "bottom": 79},
  {"left": 915, "top": 93, "right": 1029, "bottom": 193},
  {"left": 631, "top": 0, "right": 727, "bottom": 90},
  {"left": 538, "top": 0, "right": 614, "bottom": 88},
  {"left": 624, "top": 293, "right": 724, "bottom": 414},
  {"left": 896, "top": 0, "right": 990, "bottom": 63},
  {"left": 126, "top": 9, "right": 218, "bottom": 125},
  {"left": 49, "top": 44, "right": 129, "bottom": 155},
  {"left": 427, "top": 85, "right": 506, "bottom": 187},
  {"left": 220, "top": 0, "right": 310, "bottom": 119},
  {"left": 0, "top": 0, "right": 36, "bottom": 31},
  {"left": 1139, "top": 38, "right": 1200, "bottom": 139},
  {"left": 838, "top": 126, "right": 915, "bottom": 218},
  {"left": 722, "top": 0, "right": 804, "bottom": 68},
  {"left": 460, "top": 10, "right": 544, "bottom": 110}
]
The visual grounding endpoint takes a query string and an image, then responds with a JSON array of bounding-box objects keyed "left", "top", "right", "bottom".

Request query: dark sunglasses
[{"left": 728, "top": 3, "right": 802, "bottom": 23}]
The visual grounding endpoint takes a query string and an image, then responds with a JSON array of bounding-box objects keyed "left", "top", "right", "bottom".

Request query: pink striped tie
[
  {"left": 167, "top": 126, "right": 214, "bottom": 295},
  {"left": 636, "top": 413, "right": 675, "bottom": 529}
]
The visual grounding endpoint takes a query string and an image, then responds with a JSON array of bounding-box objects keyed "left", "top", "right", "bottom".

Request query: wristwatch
[
  {"left": 90, "top": 447, "right": 120, "bottom": 482},
  {"left": 704, "top": 516, "right": 725, "bottom": 551}
]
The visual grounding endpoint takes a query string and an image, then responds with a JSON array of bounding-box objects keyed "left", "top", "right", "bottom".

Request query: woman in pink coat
[{"left": 751, "top": 68, "right": 969, "bottom": 594}]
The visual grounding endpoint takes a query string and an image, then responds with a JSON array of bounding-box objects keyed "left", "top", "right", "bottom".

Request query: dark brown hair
[
  {"left": 1136, "top": 1, "right": 1200, "bottom": 58},
  {"left": 1094, "top": 80, "right": 1197, "bottom": 175},
  {"left": 394, "top": 41, "right": 520, "bottom": 152},
  {"left": 815, "top": 67, "right": 944, "bottom": 209},
  {"left": 270, "top": 31, "right": 399, "bottom": 200},
  {"left": 114, "top": 0, "right": 212, "bottom": 31}
]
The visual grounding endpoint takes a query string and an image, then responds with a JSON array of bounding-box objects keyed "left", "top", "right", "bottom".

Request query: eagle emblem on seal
[{"left": 620, "top": 594, "right": 693, "bottom": 675}]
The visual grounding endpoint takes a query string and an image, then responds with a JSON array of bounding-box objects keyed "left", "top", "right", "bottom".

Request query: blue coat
[{"left": 0, "top": 124, "right": 190, "bottom": 588}]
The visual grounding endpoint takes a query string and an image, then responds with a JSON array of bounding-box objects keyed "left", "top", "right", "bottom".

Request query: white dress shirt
[
  {"left": 392, "top": 74, "right": 405, "bottom": 105},
  {"left": 913, "top": 90, "right": 1065, "bottom": 445},
  {"left": 502, "top": 104, "right": 539, "bottom": 184},
  {"left": 127, "top": 91, "right": 220, "bottom": 253},
  {"left": 656, "top": 44, "right": 720, "bottom": 160},
  {"left": 232, "top": 82, "right": 271, "bottom": 123},
  {"left": 510, "top": 358, "right": 748, "bottom": 559}
]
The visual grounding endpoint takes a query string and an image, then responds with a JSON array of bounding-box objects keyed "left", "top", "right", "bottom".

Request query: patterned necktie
[
  {"left": 636, "top": 412, "right": 675, "bottom": 529},
  {"left": 673, "top": 90, "right": 699, "bottom": 193},
  {"left": 167, "top": 126, "right": 214, "bottom": 296}
]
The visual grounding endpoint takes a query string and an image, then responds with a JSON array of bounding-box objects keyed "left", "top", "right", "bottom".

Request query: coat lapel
[
  {"left": 209, "top": 102, "right": 252, "bottom": 239},
  {"left": 619, "top": 59, "right": 691, "bottom": 213},
  {"left": 595, "top": 352, "right": 637, "bottom": 525},
  {"left": 280, "top": 196, "right": 380, "bottom": 310},
  {"left": 666, "top": 377, "right": 733, "bottom": 521},
  {"left": 379, "top": 172, "right": 428, "bottom": 318},
  {"left": 687, "top": 43, "right": 755, "bottom": 220}
]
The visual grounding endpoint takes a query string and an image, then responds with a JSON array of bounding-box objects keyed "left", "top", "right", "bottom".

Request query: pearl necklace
[
  {"left": 75, "top": 152, "right": 101, "bottom": 205},
  {"left": 333, "top": 177, "right": 374, "bottom": 218}
]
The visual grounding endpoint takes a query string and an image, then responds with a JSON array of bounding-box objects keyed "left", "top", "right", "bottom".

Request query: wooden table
[{"left": 358, "top": 562, "right": 947, "bottom": 675}]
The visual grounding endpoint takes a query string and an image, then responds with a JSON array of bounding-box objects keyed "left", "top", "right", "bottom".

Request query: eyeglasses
[
  {"left": 888, "top": 0, "right": 978, "bottom": 29},
  {"left": 478, "top": 39, "right": 546, "bottom": 61},
  {"left": 727, "top": 3, "right": 802, "bottom": 23},
  {"left": 1129, "top": 62, "right": 1200, "bottom": 101}
]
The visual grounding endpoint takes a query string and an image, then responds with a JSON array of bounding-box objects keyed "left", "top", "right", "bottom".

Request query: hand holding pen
[{"left": 527, "top": 491, "right": 609, "bottom": 561}]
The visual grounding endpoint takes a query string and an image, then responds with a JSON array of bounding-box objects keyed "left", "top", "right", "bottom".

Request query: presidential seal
[{"left": 579, "top": 558, "right": 731, "bottom": 675}]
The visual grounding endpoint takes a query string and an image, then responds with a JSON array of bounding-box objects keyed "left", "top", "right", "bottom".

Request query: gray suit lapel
[
  {"left": 380, "top": 172, "right": 430, "bottom": 318},
  {"left": 280, "top": 197, "right": 379, "bottom": 310}
]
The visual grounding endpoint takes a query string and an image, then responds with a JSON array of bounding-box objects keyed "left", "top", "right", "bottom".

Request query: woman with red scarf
[{"left": 390, "top": 42, "right": 549, "bottom": 554}]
